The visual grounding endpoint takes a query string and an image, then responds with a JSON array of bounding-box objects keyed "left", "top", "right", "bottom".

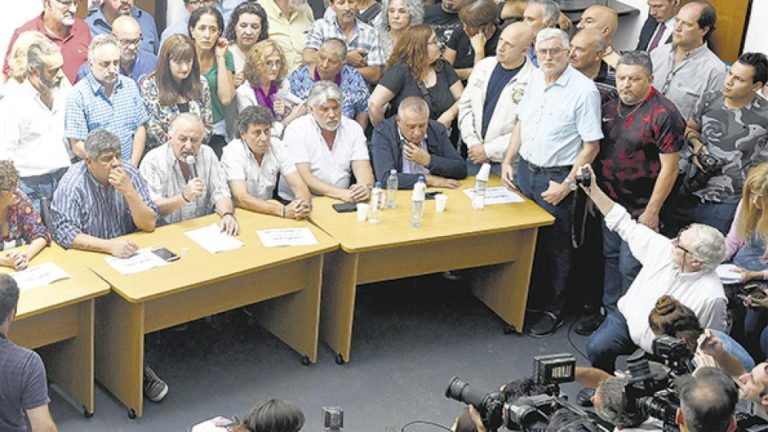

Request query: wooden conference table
[
  {"left": 310, "top": 177, "right": 555, "bottom": 364},
  {"left": 84, "top": 211, "right": 337, "bottom": 418},
  {"left": 8, "top": 245, "right": 110, "bottom": 417}
]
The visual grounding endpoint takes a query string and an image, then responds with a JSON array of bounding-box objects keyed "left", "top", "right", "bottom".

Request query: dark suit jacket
[
  {"left": 636, "top": 15, "right": 673, "bottom": 51},
  {"left": 371, "top": 117, "right": 467, "bottom": 189}
]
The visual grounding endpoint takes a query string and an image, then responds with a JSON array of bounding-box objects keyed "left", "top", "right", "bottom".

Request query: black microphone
[{"left": 185, "top": 155, "right": 198, "bottom": 178}]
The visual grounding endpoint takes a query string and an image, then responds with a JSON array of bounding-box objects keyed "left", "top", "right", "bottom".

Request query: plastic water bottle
[
  {"left": 386, "top": 169, "right": 398, "bottom": 209},
  {"left": 368, "top": 182, "right": 383, "bottom": 224},
  {"left": 410, "top": 176, "right": 426, "bottom": 228},
  {"left": 473, "top": 163, "right": 491, "bottom": 210}
]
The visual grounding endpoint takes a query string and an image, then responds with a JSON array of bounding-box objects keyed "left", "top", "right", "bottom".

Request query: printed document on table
[
  {"left": 11, "top": 262, "right": 71, "bottom": 291},
  {"left": 184, "top": 223, "right": 244, "bottom": 253},
  {"left": 257, "top": 227, "right": 318, "bottom": 247},
  {"left": 106, "top": 248, "right": 170, "bottom": 275},
  {"left": 463, "top": 186, "right": 524, "bottom": 205}
]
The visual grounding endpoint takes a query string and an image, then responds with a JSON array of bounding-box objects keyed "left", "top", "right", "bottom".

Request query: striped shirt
[
  {"left": 304, "top": 17, "right": 385, "bottom": 67},
  {"left": 50, "top": 162, "right": 158, "bottom": 249},
  {"left": 139, "top": 144, "right": 231, "bottom": 225},
  {"left": 65, "top": 73, "right": 150, "bottom": 161}
]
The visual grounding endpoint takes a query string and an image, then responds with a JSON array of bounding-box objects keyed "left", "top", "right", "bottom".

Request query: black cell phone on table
[
  {"left": 332, "top": 202, "right": 358, "bottom": 213},
  {"left": 425, "top": 191, "right": 438, "bottom": 200},
  {"left": 151, "top": 247, "right": 179, "bottom": 262}
]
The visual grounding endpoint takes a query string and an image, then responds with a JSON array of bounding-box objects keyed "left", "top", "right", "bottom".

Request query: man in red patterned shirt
[{"left": 580, "top": 50, "right": 685, "bottom": 335}]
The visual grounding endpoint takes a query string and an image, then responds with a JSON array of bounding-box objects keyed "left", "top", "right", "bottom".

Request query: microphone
[{"left": 185, "top": 155, "right": 198, "bottom": 178}]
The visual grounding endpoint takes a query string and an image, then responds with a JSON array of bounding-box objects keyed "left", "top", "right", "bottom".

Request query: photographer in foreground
[{"left": 576, "top": 164, "right": 728, "bottom": 373}]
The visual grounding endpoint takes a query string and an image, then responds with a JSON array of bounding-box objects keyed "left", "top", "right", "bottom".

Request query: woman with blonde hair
[
  {"left": 0, "top": 161, "right": 50, "bottom": 270},
  {"left": 141, "top": 34, "right": 213, "bottom": 151},
  {"left": 235, "top": 39, "right": 306, "bottom": 130},
  {"left": 368, "top": 24, "right": 463, "bottom": 127}
]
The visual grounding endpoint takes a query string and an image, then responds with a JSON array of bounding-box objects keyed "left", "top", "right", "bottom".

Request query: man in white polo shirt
[
  {"left": 222, "top": 105, "right": 312, "bottom": 219},
  {"left": 279, "top": 81, "right": 374, "bottom": 203}
]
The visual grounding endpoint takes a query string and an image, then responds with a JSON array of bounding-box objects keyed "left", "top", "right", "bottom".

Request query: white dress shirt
[
  {"left": 221, "top": 138, "right": 296, "bottom": 200},
  {"left": 279, "top": 114, "right": 369, "bottom": 200},
  {"left": 0, "top": 80, "right": 72, "bottom": 177}
]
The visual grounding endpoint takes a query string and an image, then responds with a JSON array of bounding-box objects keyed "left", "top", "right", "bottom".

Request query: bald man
[
  {"left": 576, "top": 5, "right": 620, "bottom": 67},
  {"left": 569, "top": 29, "right": 615, "bottom": 91},
  {"left": 459, "top": 22, "right": 537, "bottom": 174},
  {"left": 76, "top": 15, "right": 158, "bottom": 84}
]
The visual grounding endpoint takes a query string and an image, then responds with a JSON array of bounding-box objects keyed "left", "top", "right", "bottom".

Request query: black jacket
[{"left": 371, "top": 117, "right": 467, "bottom": 189}]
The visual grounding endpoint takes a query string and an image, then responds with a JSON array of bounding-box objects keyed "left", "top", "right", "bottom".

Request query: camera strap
[{"left": 571, "top": 187, "right": 589, "bottom": 249}]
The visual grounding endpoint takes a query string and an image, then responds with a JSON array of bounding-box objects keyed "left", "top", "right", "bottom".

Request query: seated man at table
[
  {"left": 140, "top": 113, "right": 239, "bottom": 235},
  {"left": 279, "top": 81, "right": 374, "bottom": 203},
  {"left": 49, "top": 129, "right": 167, "bottom": 403},
  {"left": 371, "top": 96, "right": 466, "bottom": 189},
  {"left": 0, "top": 274, "right": 57, "bottom": 432},
  {"left": 223, "top": 106, "right": 312, "bottom": 220}
]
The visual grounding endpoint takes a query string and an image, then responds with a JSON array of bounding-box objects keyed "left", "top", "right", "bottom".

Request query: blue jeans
[
  {"left": 516, "top": 160, "right": 574, "bottom": 315},
  {"left": 711, "top": 329, "right": 755, "bottom": 371},
  {"left": 692, "top": 201, "right": 738, "bottom": 236},
  {"left": 744, "top": 306, "right": 768, "bottom": 362},
  {"left": 602, "top": 224, "right": 642, "bottom": 313},
  {"left": 587, "top": 311, "right": 637, "bottom": 372},
  {"left": 19, "top": 168, "right": 67, "bottom": 215}
]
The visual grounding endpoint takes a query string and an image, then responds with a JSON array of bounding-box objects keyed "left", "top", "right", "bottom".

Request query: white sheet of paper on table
[
  {"left": 716, "top": 263, "right": 743, "bottom": 285},
  {"left": 105, "top": 248, "right": 170, "bottom": 275},
  {"left": 184, "top": 223, "right": 245, "bottom": 253},
  {"left": 463, "top": 186, "right": 524, "bottom": 205},
  {"left": 11, "top": 262, "right": 71, "bottom": 291},
  {"left": 257, "top": 227, "right": 318, "bottom": 248}
]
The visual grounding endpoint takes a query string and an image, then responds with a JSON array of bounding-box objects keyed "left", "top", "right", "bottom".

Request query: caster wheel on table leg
[
  {"left": 301, "top": 355, "right": 311, "bottom": 366},
  {"left": 335, "top": 353, "right": 346, "bottom": 365},
  {"left": 83, "top": 407, "right": 93, "bottom": 419},
  {"left": 128, "top": 408, "right": 137, "bottom": 419},
  {"left": 503, "top": 325, "right": 516, "bottom": 335}
]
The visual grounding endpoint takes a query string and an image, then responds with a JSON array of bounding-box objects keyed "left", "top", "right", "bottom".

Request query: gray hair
[
  {"left": 618, "top": 50, "right": 654, "bottom": 76},
  {"left": 307, "top": 81, "right": 343, "bottom": 109},
  {"left": 377, "top": 0, "right": 424, "bottom": 56},
  {"left": 322, "top": 38, "right": 348, "bottom": 64},
  {"left": 0, "top": 274, "right": 19, "bottom": 325},
  {"left": 88, "top": 33, "right": 120, "bottom": 60},
  {"left": 397, "top": 96, "right": 429, "bottom": 117},
  {"left": 689, "top": 224, "right": 726, "bottom": 273},
  {"left": 531, "top": 0, "right": 560, "bottom": 25},
  {"left": 595, "top": 377, "right": 648, "bottom": 429},
  {"left": 84, "top": 129, "right": 121, "bottom": 160},
  {"left": 237, "top": 105, "right": 274, "bottom": 137},
  {"left": 8, "top": 31, "right": 50, "bottom": 80},
  {"left": 169, "top": 113, "right": 205, "bottom": 136},
  {"left": 23, "top": 33, "right": 60, "bottom": 78},
  {"left": 536, "top": 28, "right": 570, "bottom": 51},
  {"left": 575, "top": 28, "right": 607, "bottom": 52}
]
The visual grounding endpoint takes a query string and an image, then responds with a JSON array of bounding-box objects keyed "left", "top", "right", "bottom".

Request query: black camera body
[
  {"left": 652, "top": 336, "right": 694, "bottom": 377},
  {"left": 684, "top": 152, "right": 725, "bottom": 192},
  {"left": 445, "top": 354, "right": 577, "bottom": 431},
  {"left": 575, "top": 169, "right": 592, "bottom": 188}
]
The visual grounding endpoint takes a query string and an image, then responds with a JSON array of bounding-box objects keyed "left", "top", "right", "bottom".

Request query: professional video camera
[
  {"left": 446, "top": 354, "right": 610, "bottom": 432},
  {"left": 623, "top": 351, "right": 680, "bottom": 432}
]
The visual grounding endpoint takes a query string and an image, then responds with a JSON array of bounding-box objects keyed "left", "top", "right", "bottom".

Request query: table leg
[
  {"left": 41, "top": 300, "right": 95, "bottom": 416},
  {"left": 471, "top": 228, "right": 538, "bottom": 333},
  {"left": 250, "top": 255, "right": 323, "bottom": 363},
  {"left": 94, "top": 292, "right": 145, "bottom": 418},
  {"left": 320, "top": 250, "right": 358, "bottom": 364}
]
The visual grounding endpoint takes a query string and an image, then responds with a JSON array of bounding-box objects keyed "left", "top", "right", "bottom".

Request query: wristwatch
[{"left": 565, "top": 178, "right": 577, "bottom": 192}]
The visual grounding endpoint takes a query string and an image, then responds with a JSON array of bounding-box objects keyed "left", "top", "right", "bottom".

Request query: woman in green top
[{"left": 189, "top": 7, "right": 235, "bottom": 158}]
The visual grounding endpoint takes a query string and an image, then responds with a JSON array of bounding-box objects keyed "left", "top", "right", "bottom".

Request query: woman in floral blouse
[
  {"left": 0, "top": 161, "right": 50, "bottom": 270},
  {"left": 141, "top": 34, "right": 213, "bottom": 152}
]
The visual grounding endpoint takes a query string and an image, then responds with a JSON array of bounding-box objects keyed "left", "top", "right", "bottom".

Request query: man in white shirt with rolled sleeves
[
  {"left": 0, "top": 35, "right": 71, "bottom": 214},
  {"left": 501, "top": 28, "right": 603, "bottom": 337},
  {"left": 279, "top": 81, "right": 374, "bottom": 203},
  {"left": 222, "top": 106, "right": 312, "bottom": 219}
]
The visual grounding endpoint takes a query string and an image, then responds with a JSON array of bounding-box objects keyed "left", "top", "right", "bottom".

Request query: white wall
[
  {"left": 743, "top": 0, "right": 768, "bottom": 54},
  {"left": 612, "top": 0, "right": 649, "bottom": 51},
  {"left": 0, "top": 3, "right": 45, "bottom": 92},
  {"left": 167, "top": 0, "right": 189, "bottom": 27}
]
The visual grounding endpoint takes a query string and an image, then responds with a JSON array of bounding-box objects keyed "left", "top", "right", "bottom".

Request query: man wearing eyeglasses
[
  {"left": 3, "top": 0, "right": 92, "bottom": 84},
  {"left": 500, "top": 28, "right": 603, "bottom": 337},
  {"left": 576, "top": 163, "right": 728, "bottom": 374},
  {"left": 76, "top": 15, "right": 157, "bottom": 85}
]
